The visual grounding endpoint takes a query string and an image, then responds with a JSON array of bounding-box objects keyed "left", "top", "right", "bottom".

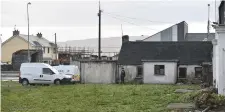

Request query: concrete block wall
[{"left": 80, "top": 61, "right": 117, "bottom": 84}]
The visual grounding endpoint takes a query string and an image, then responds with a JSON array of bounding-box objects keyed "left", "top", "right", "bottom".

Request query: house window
[
  {"left": 195, "top": 67, "right": 202, "bottom": 78},
  {"left": 137, "top": 66, "right": 143, "bottom": 77},
  {"left": 48, "top": 47, "right": 50, "bottom": 53},
  {"left": 179, "top": 67, "right": 187, "bottom": 78},
  {"left": 154, "top": 65, "right": 165, "bottom": 75}
]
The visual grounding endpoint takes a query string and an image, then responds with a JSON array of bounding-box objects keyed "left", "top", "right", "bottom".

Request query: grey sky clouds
[{"left": 0, "top": 0, "right": 221, "bottom": 42}]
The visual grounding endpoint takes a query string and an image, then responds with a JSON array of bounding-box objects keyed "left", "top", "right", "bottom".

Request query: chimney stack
[
  {"left": 37, "top": 32, "right": 42, "bottom": 38},
  {"left": 122, "top": 35, "right": 129, "bottom": 43},
  {"left": 13, "top": 30, "right": 20, "bottom": 36}
]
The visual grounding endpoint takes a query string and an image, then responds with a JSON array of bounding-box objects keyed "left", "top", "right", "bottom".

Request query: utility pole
[
  {"left": 121, "top": 24, "right": 124, "bottom": 36},
  {"left": 98, "top": 1, "right": 102, "bottom": 60},
  {"left": 27, "top": 2, "right": 31, "bottom": 62},
  {"left": 207, "top": 4, "right": 210, "bottom": 40},
  {"left": 54, "top": 33, "right": 57, "bottom": 60}
]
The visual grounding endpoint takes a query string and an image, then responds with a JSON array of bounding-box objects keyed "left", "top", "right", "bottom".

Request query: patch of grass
[{"left": 1, "top": 81, "right": 200, "bottom": 112}]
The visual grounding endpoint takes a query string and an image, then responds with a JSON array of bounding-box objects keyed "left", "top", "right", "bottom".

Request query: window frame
[
  {"left": 137, "top": 65, "right": 143, "bottom": 77},
  {"left": 42, "top": 68, "right": 55, "bottom": 75},
  {"left": 154, "top": 65, "right": 165, "bottom": 75},
  {"left": 195, "top": 67, "right": 202, "bottom": 78},
  {"left": 48, "top": 47, "right": 50, "bottom": 53},
  {"left": 179, "top": 67, "right": 187, "bottom": 78}
]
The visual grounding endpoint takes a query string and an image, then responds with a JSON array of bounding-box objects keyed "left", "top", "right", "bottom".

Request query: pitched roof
[
  {"left": 2, "top": 34, "right": 54, "bottom": 47},
  {"left": 185, "top": 33, "right": 215, "bottom": 41},
  {"left": 118, "top": 41, "right": 213, "bottom": 65},
  {"left": 19, "top": 34, "right": 53, "bottom": 47}
]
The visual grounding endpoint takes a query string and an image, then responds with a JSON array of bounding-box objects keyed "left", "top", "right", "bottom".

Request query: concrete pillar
[{"left": 213, "top": 25, "right": 225, "bottom": 95}]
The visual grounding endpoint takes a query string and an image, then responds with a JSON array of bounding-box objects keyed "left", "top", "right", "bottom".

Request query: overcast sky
[{"left": 0, "top": 0, "right": 221, "bottom": 42}]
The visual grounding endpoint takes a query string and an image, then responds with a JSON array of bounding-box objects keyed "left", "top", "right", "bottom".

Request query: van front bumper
[{"left": 61, "top": 78, "right": 74, "bottom": 84}]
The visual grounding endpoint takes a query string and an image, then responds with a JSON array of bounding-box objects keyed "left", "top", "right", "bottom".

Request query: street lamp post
[{"left": 27, "top": 2, "right": 31, "bottom": 62}]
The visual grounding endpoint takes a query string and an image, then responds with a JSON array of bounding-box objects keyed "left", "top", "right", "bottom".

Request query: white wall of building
[
  {"left": 143, "top": 62, "right": 177, "bottom": 84},
  {"left": 213, "top": 25, "right": 225, "bottom": 95}
]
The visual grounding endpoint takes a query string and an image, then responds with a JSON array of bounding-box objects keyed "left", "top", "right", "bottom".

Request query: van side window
[{"left": 43, "top": 68, "right": 55, "bottom": 75}]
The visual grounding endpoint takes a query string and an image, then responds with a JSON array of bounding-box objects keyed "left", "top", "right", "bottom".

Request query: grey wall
[
  {"left": 178, "top": 65, "right": 202, "bottom": 79},
  {"left": 161, "top": 27, "right": 173, "bottom": 41},
  {"left": 71, "top": 61, "right": 81, "bottom": 69},
  {"left": 143, "top": 62, "right": 177, "bottom": 84},
  {"left": 118, "top": 65, "right": 137, "bottom": 82},
  {"left": 80, "top": 61, "right": 117, "bottom": 83},
  {"left": 177, "top": 21, "right": 188, "bottom": 41}
]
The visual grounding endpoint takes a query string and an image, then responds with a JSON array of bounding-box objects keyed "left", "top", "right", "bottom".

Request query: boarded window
[
  {"left": 179, "top": 68, "right": 187, "bottom": 78},
  {"left": 154, "top": 65, "right": 165, "bottom": 75},
  {"left": 195, "top": 67, "right": 202, "bottom": 78}
]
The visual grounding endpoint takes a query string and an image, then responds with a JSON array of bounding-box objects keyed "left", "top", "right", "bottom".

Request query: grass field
[{"left": 1, "top": 81, "right": 200, "bottom": 112}]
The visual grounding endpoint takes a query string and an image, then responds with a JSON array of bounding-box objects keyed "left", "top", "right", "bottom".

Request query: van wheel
[
  {"left": 54, "top": 79, "right": 61, "bottom": 85},
  {"left": 22, "top": 79, "right": 29, "bottom": 86}
]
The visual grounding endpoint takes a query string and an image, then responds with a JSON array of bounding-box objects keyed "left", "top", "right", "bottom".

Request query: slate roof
[
  {"left": 19, "top": 34, "right": 53, "bottom": 47},
  {"left": 185, "top": 33, "right": 215, "bottom": 41},
  {"left": 118, "top": 41, "right": 213, "bottom": 65}
]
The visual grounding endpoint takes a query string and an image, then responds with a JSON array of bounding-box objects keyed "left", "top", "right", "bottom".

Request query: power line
[
  {"left": 104, "top": 14, "right": 159, "bottom": 31},
  {"left": 103, "top": 12, "right": 174, "bottom": 24}
]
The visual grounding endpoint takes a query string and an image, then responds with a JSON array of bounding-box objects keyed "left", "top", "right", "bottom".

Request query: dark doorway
[{"left": 179, "top": 68, "right": 187, "bottom": 78}]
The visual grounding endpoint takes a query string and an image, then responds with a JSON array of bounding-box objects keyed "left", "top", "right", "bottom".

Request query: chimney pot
[
  {"left": 37, "top": 32, "right": 42, "bottom": 38},
  {"left": 13, "top": 29, "right": 20, "bottom": 36},
  {"left": 122, "top": 35, "right": 129, "bottom": 43}
]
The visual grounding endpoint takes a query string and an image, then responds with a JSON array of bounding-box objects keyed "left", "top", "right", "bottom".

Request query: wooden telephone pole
[
  {"left": 98, "top": 1, "right": 102, "bottom": 60},
  {"left": 55, "top": 33, "right": 58, "bottom": 60}
]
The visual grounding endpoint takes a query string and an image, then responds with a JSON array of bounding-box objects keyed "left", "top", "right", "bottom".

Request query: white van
[
  {"left": 53, "top": 65, "right": 80, "bottom": 82},
  {"left": 19, "top": 63, "right": 75, "bottom": 86}
]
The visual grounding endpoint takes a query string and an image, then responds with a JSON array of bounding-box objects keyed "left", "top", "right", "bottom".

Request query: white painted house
[
  {"left": 118, "top": 37, "right": 213, "bottom": 84},
  {"left": 142, "top": 60, "right": 178, "bottom": 84},
  {"left": 211, "top": 0, "right": 225, "bottom": 96}
]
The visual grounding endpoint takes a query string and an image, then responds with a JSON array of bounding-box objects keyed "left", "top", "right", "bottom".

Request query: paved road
[
  {"left": 1, "top": 77, "right": 18, "bottom": 81},
  {"left": 1, "top": 72, "right": 19, "bottom": 81}
]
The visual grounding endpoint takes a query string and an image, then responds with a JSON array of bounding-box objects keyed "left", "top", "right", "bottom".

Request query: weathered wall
[
  {"left": 143, "top": 62, "right": 177, "bottom": 84},
  {"left": 178, "top": 65, "right": 202, "bottom": 79},
  {"left": 213, "top": 26, "right": 225, "bottom": 95},
  {"left": 118, "top": 65, "right": 137, "bottom": 82},
  {"left": 80, "top": 61, "right": 117, "bottom": 84}
]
